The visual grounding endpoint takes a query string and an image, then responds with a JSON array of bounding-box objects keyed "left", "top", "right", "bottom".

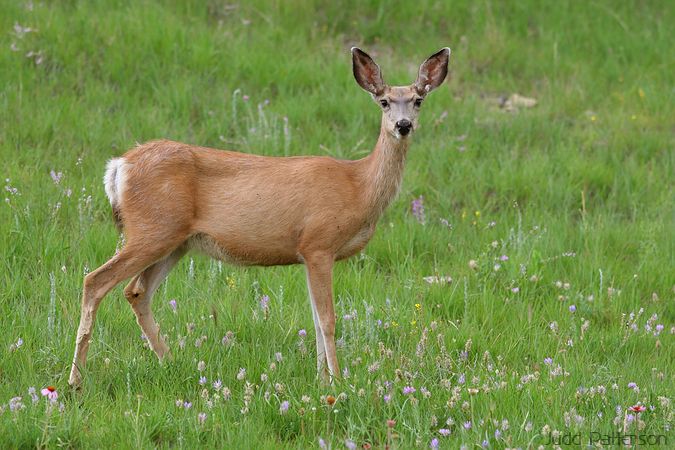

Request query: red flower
[{"left": 629, "top": 405, "right": 646, "bottom": 413}]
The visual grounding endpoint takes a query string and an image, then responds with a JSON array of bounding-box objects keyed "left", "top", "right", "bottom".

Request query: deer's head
[{"left": 352, "top": 47, "right": 450, "bottom": 139}]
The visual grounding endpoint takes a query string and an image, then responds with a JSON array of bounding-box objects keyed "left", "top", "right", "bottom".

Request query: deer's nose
[{"left": 396, "top": 119, "right": 412, "bottom": 136}]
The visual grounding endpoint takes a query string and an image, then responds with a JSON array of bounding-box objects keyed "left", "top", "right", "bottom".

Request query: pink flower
[
  {"left": 629, "top": 404, "right": 646, "bottom": 413},
  {"left": 41, "top": 386, "right": 58, "bottom": 401}
]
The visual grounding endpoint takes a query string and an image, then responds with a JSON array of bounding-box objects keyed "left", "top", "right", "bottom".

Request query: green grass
[{"left": 1, "top": 0, "right": 673, "bottom": 448}]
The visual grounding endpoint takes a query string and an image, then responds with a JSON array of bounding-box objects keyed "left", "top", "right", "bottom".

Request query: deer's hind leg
[
  {"left": 124, "top": 246, "right": 187, "bottom": 360},
  {"left": 69, "top": 237, "right": 186, "bottom": 388}
]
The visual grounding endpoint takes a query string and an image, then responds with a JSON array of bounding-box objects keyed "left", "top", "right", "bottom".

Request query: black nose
[{"left": 396, "top": 119, "right": 412, "bottom": 135}]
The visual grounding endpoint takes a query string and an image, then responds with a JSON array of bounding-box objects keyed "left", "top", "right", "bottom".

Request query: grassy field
[{"left": 1, "top": 0, "right": 673, "bottom": 448}]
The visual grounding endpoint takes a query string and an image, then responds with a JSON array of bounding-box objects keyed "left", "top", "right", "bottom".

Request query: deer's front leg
[{"left": 304, "top": 252, "right": 339, "bottom": 382}]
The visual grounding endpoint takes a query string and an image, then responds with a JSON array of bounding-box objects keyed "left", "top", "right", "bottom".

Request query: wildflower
[
  {"left": 463, "top": 421, "right": 472, "bottom": 430},
  {"left": 237, "top": 368, "right": 246, "bottom": 380},
  {"left": 279, "top": 400, "right": 289, "bottom": 414},
  {"left": 430, "top": 438, "right": 439, "bottom": 449},
  {"left": 325, "top": 395, "right": 336, "bottom": 406},
  {"left": 458, "top": 373, "right": 465, "bottom": 384},
  {"left": 298, "top": 329, "right": 307, "bottom": 337},
  {"left": 9, "top": 397, "right": 24, "bottom": 412},
  {"left": 222, "top": 387, "right": 231, "bottom": 400},
  {"left": 511, "top": 287, "right": 519, "bottom": 294},
  {"left": 627, "top": 382, "right": 638, "bottom": 391},
  {"left": 41, "top": 386, "right": 58, "bottom": 401},
  {"left": 411, "top": 195, "right": 425, "bottom": 224},
  {"left": 493, "top": 263, "right": 501, "bottom": 272},
  {"left": 629, "top": 405, "right": 646, "bottom": 413},
  {"left": 569, "top": 305, "right": 576, "bottom": 313},
  {"left": 168, "top": 299, "right": 177, "bottom": 312},
  {"left": 494, "top": 429, "right": 501, "bottom": 439},
  {"left": 49, "top": 170, "right": 62, "bottom": 185},
  {"left": 183, "top": 401, "right": 192, "bottom": 409},
  {"left": 383, "top": 394, "right": 392, "bottom": 403},
  {"left": 318, "top": 437, "right": 327, "bottom": 449},
  {"left": 387, "top": 419, "right": 396, "bottom": 428},
  {"left": 469, "top": 259, "right": 478, "bottom": 270},
  {"left": 259, "top": 295, "right": 269, "bottom": 311},
  {"left": 403, "top": 386, "right": 416, "bottom": 395},
  {"left": 275, "top": 352, "right": 283, "bottom": 362},
  {"left": 500, "top": 255, "right": 509, "bottom": 261},
  {"left": 197, "top": 360, "right": 206, "bottom": 372},
  {"left": 198, "top": 412, "right": 207, "bottom": 424},
  {"left": 439, "top": 428, "right": 451, "bottom": 436},
  {"left": 544, "top": 357, "right": 553, "bottom": 365},
  {"left": 345, "top": 439, "right": 357, "bottom": 449},
  {"left": 212, "top": 379, "right": 222, "bottom": 390},
  {"left": 482, "top": 439, "right": 489, "bottom": 448},
  {"left": 28, "top": 387, "right": 38, "bottom": 404}
]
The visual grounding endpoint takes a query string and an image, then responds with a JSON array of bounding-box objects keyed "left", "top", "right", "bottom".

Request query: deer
[{"left": 68, "top": 47, "right": 450, "bottom": 387}]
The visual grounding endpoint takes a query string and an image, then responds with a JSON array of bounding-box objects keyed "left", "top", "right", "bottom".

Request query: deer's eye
[
  {"left": 414, "top": 98, "right": 423, "bottom": 108},
  {"left": 379, "top": 99, "right": 389, "bottom": 108}
]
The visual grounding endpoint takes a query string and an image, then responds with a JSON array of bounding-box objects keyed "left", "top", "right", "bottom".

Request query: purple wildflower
[
  {"left": 345, "top": 439, "right": 357, "bottom": 450},
  {"left": 402, "top": 386, "right": 416, "bottom": 395},
  {"left": 458, "top": 373, "right": 466, "bottom": 384},
  {"left": 199, "top": 376, "right": 207, "bottom": 385},
  {"left": 259, "top": 295, "right": 270, "bottom": 311},
  {"left": 544, "top": 357, "right": 553, "bottom": 365},
  {"left": 500, "top": 255, "right": 509, "bottom": 261},
  {"left": 383, "top": 394, "right": 392, "bottom": 403},
  {"left": 463, "top": 421, "right": 472, "bottom": 430},
  {"left": 430, "top": 438, "right": 439, "bottom": 449},
  {"left": 168, "top": 299, "right": 177, "bottom": 312},
  {"left": 49, "top": 170, "right": 62, "bottom": 185},
  {"left": 279, "top": 400, "right": 289, "bottom": 414},
  {"left": 298, "top": 329, "right": 307, "bottom": 338},
  {"left": 569, "top": 304, "right": 576, "bottom": 313},
  {"left": 198, "top": 412, "right": 207, "bottom": 424},
  {"left": 439, "top": 428, "right": 451, "bottom": 436},
  {"left": 213, "top": 379, "right": 222, "bottom": 390},
  {"left": 411, "top": 195, "right": 425, "bottom": 224}
]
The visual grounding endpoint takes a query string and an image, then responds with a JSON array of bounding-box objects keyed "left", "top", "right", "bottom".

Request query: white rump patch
[{"left": 103, "top": 158, "right": 128, "bottom": 207}]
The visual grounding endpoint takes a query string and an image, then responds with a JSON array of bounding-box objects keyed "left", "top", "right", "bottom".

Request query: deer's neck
[{"left": 362, "top": 118, "right": 410, "bottom": 221}]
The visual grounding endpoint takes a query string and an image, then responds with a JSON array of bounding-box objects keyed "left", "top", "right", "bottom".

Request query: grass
[{"left": 1, "top": 0, "right": 673, "bottom": 448}]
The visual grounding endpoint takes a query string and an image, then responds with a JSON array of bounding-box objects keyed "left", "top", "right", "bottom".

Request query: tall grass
[{"left": 0, "top": 0, "right": 673, "bottom": 448}]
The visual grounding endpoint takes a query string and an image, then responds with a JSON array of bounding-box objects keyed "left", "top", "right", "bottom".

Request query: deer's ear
[
  {"left": 351, "top": 47, "right": 385, "bottom": 96},
  {"left": 414, "top": 47, "right": 451, "bottom": 96}
]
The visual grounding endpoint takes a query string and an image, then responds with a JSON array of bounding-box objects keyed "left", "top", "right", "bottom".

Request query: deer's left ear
[{"left": 415, "top": 47, "right": 451, "bottom": 96}]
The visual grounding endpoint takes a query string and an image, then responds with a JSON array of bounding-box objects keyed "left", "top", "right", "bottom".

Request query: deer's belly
[{"left": 187, "top": 233, "right": 300, "bottom": 266}]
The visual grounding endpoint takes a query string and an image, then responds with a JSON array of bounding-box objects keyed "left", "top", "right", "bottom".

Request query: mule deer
[{"left": 69, "top": 47, "right": 450, "bottom": 387}]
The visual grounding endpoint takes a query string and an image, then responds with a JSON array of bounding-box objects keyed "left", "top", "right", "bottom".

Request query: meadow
[{"left": 1, "top": 0, "right": 673, "bottom": 448}]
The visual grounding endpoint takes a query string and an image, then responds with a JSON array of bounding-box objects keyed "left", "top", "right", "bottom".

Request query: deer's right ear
[{"left": 351, "top": 47, "right": 385, "bottom": 97}]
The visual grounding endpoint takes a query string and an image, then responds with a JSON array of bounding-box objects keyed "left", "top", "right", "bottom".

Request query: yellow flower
[
  {"left": 410, "top": 320, "right": 417, "bottom": 326},
  {"left": 415, "top": 303, "right": 421, "bottom": 311},
  {"left": 226, "top": 276, "right": 236, "bottom": 289},
  {"left": 474, "top": 210, "right": 480, "bottom": 217},
  {"left": 392, "top": 321, "right": 399, "bottom": 327}
]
